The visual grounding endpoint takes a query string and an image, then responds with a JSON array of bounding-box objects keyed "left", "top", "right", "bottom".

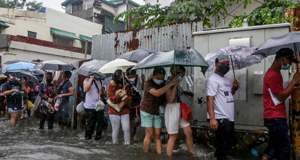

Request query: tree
[
  {"left": 114, "top": 0, "right": 252, "bottom": 29},
  {"left": 0, "top": 0, "right": 43, "bottom": 11},
  {"left": 26, "top": 0, "right": 43, "bottom": 11},
  {"left": 229, "top": 0, "right": 300, "bottom": 28}
]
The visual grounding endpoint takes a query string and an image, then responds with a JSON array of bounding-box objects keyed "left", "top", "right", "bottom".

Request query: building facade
[
  {"left": 0, "top": 7, "right": 103, "bottom": 68},
  {"left": 61, "top": 0, "right": 140, "bottom": 33}
]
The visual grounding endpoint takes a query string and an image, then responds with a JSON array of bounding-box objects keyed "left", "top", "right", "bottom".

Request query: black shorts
[{"left": 130, "top": 107, "right": 141, "bottom": 121}]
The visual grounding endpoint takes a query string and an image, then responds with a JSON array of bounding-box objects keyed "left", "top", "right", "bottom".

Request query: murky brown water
[{"left": 0, "top": 116, "right": 263, "bottom": 160}]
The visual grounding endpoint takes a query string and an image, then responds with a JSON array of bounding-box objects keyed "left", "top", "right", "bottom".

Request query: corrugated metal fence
[{"left": 92, "top": 21, "right": 203, "bottom": 60}]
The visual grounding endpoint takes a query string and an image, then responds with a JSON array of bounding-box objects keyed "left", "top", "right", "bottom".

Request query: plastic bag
[
  {"left": 54, "top": 98, "right": 62, "bottom": 111},
  {"left": 180, "top": 101, "right": 192, "bottom": 121},
  {"left": 95, "top": 99, "right": 105, "bottom": 111},
  {"left": 76, "top": 101, "right": 86, "bottom": 115},
  {"left": 27, "top": 101, "right": 34, "bottom": 110}
]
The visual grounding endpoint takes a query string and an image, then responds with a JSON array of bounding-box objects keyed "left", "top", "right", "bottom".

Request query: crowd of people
[{"left": 1, "top": 48, "right": 299, "bottom": 159}]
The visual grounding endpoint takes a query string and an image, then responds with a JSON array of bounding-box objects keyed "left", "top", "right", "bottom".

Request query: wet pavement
[{"left": 0, "top": 116, "right": 261, "bottom": 160}]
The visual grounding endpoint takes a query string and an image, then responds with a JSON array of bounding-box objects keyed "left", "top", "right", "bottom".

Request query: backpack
[
  {"left": 40, "top": 100, "right": 55, "bottom": 115},
  {"left": 126, "top": 76, "right": 141, "bottom": 108}
]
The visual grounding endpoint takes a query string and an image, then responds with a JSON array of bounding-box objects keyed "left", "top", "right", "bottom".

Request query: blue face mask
[
  {"left": 178, "top": 76, "right": 183, "bottom": 82},
  {"left": 281, "top": 58, "right": 291, "bottom": 70},
  {"left": 154, "top": 79, "right": 164, "bottom": 85},
  {"left": 94, "top": 74, "right": 101, "bottom": 79}
]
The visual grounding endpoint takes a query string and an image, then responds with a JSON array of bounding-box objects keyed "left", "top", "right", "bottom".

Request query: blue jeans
[{"left": 263, "top": 118, "right": 291, "bottom": 160}]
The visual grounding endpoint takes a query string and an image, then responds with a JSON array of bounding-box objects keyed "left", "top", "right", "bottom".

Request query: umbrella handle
[{"left": 230, "top": 55, "right": 236, "bottom": 80}]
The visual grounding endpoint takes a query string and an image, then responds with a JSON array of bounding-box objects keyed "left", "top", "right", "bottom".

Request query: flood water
[{"left": 0, "top": 116, "right": 261, "bottom": 160}]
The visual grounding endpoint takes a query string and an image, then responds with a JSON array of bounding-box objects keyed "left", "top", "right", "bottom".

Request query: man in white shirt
[
  {"left": 206, "top": 55, "right": 239, "bottom": 160},
  {"left": 84, "top": 73, "right": 105, "bottom": 140}
]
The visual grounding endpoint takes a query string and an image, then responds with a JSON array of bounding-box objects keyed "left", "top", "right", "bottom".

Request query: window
[
  {"left": 53, "top": 35, "right": 73, "bottom": 46},
  {"left": 28, "top": 31, "right": 37, "bottom": 39},
  {"left": 81, "top": 41, "right": 92, "bottom": 51},
  {"left": 72, "top": 3, "right": 83, "bottom": 12}
]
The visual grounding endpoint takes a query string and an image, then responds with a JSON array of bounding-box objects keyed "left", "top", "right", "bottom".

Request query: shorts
[
  {"left": 56, "top": 103, "right": 69, "bottom": 126},
  {"left": 8, "top": 107, "right": 22, "bottom": 113},
  {"left": 165, "top": 103, "right": 190, "bottom": 134},
  {"left": 141, "top": 110, "right": 162, "bottom": 128},
  {"left": 129, "top": 107, "right": 141, "bottom": 121}
]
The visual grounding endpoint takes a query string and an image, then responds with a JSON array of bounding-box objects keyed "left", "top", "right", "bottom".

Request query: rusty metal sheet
[{"left": 92, "top": 20, "right": 203, "bottom": 60}]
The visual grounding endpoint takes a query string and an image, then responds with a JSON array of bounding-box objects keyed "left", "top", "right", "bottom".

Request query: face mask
[
  {"left": 128, "top": 77, "right": 136, "bottom": 82},
  {"left": 154, "top": 79, "right": 164, "bottom": 85},
  {"left": 117, "top": 79, "right": 123, "bottom": 84},
  {"left": 46, "top": 79, "right": 52, "bottom": 83},
  {"left": 218, "top": 66, "right": 230, "bottom": 75},
  {"left": 9, "top": 80, "right": 19, "bottom": 85},
  {"left": 178, "top": 76, "right": 183, "bottom": 82},
  {"left": 281, "top": 58, "right": 291, "bottom": 70},
  {"left": 94, "top": 74, "right": 101, "bottom": 79}
]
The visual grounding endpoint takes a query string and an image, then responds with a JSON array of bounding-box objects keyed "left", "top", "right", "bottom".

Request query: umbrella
[
  {"left": 253, "top": 31, "right": 300, "bottom": 56},
  {"left": 35, "top": 60, "right": 76, "bottom": 71},
  {"left": 205, "top": 46, "right": 265, "bottom": 79},
  {"left": 99, "top": 59, "right": 137, "bottom": 74},
  {"left": 4, "top": 60, "right": 28, "bottom": 65},
  {"left": 116, "top": 49, "right": 154, "bottom": 62},
  {"left": 29, "top": 68, "right": 45, "bottom": 75},
  {"left": 4, "top": 62, "right": 35, "bottom": 71},
  {"left": 132, "top": 49, "right": 209, "bottom": 75},
  {"left": 4, "top": 70, "right": 38, "bottom": 82},
  {"left": 77, "top": 60, "right": 109, "bottom": 76}
]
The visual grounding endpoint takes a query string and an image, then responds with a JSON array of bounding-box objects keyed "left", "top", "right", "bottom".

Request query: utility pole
[
  {"left": 126, "top": 0, "right": 130, "bottom": 30},
  {"left": 84, "top": 40, "right": 88, "bottom": 60}
]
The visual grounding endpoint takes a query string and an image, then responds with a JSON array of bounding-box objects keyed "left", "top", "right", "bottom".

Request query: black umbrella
[
  {"left": 76, "top": 60, "right": 109, "bottom": 77},
  {"left": 4, "top": 60, "right": 28, "bottom": 65},
  {"left": 117, "top": 49, "right": 154, "bottom": 62},
  {"left": 35, "top": 60, "right": 76, "bottom": 71},
  {"left": 4, "top": 70, "right": 38, "bottom": 82}
]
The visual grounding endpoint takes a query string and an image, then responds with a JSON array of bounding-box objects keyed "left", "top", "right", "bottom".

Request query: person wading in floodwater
[
  {"left": 54, "top": 71, "right": 73, "bottom": 132},
  {"left": 206, "top": 55, "right": 239, "bottom": 160}
]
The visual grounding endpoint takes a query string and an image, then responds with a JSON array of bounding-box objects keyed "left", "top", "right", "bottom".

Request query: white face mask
[{"left": 128, "top": 77, "right": 136, "bottom": 82}]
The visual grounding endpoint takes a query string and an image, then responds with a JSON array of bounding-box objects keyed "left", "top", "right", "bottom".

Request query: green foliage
[
  {"left": 114, "top": 0, "right": 251, "bottom": 29},
  {"left": 229, "top": 0, "right": 300, "bottom": 28},
  {"left": 26, "top": 0, "right": 43, "bottom": 11},
  {"left": 0, "top": 0, "right": 43, "bottom": 11}
]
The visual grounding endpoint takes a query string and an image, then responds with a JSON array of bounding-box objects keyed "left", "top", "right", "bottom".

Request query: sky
[{"left": 34, "top": 0, "right": 145, "bottom": 13}]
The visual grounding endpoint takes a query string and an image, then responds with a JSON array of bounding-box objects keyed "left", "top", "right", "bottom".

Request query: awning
[
  {"left": 50, "top": 28, "right": 79, "bottom": 40},
  {"left": 0, "top": 21, "right": 9, "bottom": 28},
  {"left": 79, "top": 35, "right": 92, "bottom": 42}
]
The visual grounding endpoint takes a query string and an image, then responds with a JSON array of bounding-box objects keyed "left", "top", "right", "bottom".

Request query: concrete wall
[
  {"left": 83, "top": 0, "right": 95, "bottom": 10},
  {"left": 192, "top": 23, "right": 291, "bottom": 130},
  {"left": 117, "top": 4, "right": 127, "bottom": 21},
  {"left": 0, "top": 7, "right": 102, "bottom": 48},
  {"left": 101, "top": 2, "right": 115, "bottom": 15}
]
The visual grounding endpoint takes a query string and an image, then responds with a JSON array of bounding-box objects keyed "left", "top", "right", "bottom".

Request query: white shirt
[
  {"left": 83, "top": 78, "right": 102, "bottom": 109},
  {"left": 206, "top": 73, "right": 234, "bottom": 121}
]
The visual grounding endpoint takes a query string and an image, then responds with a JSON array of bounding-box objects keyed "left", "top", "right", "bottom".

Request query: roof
[
  {"left": 106, "top": 0, "right": 140, "bottom": 7},
  {"left": 50, "top": 28, "right": 79, "bottom": 40},
  {"left": 62, "top": 0, "right": 140, "bottom": 7},
  {"left": 79, "top": 35, "right": 92, "bottom": 42},
  {"left": 61, "top": 0, "right": 83, "bottom": 6},
  {"left": 0, "top": 21, "right": 9, "bottom": 28}
]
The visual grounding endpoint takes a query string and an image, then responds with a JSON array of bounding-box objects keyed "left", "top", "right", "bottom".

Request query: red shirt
[{"left": 263, "top": 68, "right": 286, "bottom": 119}]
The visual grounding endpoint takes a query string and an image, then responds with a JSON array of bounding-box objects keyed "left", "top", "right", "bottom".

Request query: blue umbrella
[{"left": 4, "top": 62, "right": 35, "bottom": 71}]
